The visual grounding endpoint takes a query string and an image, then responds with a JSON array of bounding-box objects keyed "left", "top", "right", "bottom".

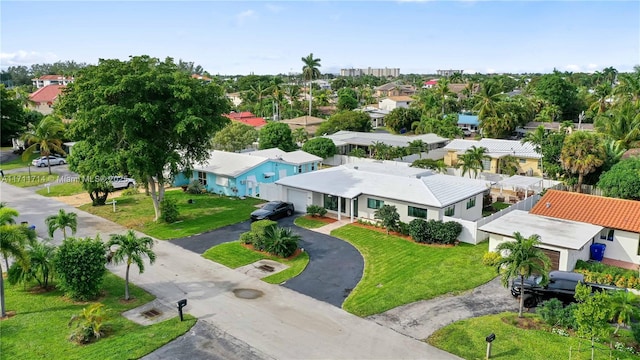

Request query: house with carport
[
  {"left": 480, "top": 190, "right": 640, "bottom": 271},
  {"left": 173, "top": 149, "right": 321, "bottom": 197}
]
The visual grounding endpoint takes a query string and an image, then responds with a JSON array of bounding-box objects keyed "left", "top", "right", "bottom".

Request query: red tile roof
[
  {"left": 423, "top": 80, "right": 438, "bottom": 85},
  {"left": 530, "top": 190, "right": 640, "bottom": 233},
  {"left": 33, "top": 74, "right": 73, "bottom": 81},
  {"left": 29, "top": 85, "right": 65, "bottom": 103},
  {"left": 233, "top": 117, "right": 267, "bottom": 127},
  {"left": 224, "top": 112, "right": 266, "bottom": 127}
]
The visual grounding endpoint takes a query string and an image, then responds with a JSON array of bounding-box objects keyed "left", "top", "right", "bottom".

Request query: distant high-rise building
[
  {"left": 437, "top": 69, "right": 464, "bottom": 77},
  {"left": 340, "top": 67, "right": 400, "bottom": 78}
]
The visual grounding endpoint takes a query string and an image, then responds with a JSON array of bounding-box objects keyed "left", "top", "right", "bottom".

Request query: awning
[{"left": 263, "top": 172, "right": 276, "bottom": 178}]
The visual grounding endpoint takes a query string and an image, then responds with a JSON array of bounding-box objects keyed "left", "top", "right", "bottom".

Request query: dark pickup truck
[{"left": 511, "top": 270, "right": 623, "bottom": 308}]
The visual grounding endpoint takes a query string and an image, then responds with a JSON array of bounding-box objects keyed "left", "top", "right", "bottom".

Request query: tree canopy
[
  {"left": 0, "top": 86, "right": 29, "bottom": 146},
  {"left": 211, "top": 122, "right": 258, "bottom": 152},
  {"left": 259, "top": 122, "right": 296, "bottom": 151},
  {"left": 301, "top": 137, "right": 336, "bottom": 159},
  {"left": 560, "top": 131, "right": 606, "bottom": 192},
  {"left": 59, "top": 56, "right": 230, "bottom": 220},
  {"left": 597, "top": 157, "right": 640, "bottom": 200},
  {"left": 384, "top": 107, "right": 421, "bottom": 133},
  {"left": 316, "top": 111, "right": 372, "bottom": 135}
]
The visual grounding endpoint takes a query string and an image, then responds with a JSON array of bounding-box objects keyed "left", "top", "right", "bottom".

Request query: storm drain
[
  {"left": 232, "top": 288, "right": 264, "bottom": 299},
  {"left": 141, "top": 309, "right": 162, "bottom": 318},
  {"left": 257, "top": 264, "right": 275, "bottom": 272}
]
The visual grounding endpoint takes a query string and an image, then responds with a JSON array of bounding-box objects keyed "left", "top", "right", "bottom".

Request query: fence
[
  {"left": 476, "top": 194, "right": 542, "bottom": 228},
  {"left": 551, "top": 183, "right": 604, "bottom": 196}
]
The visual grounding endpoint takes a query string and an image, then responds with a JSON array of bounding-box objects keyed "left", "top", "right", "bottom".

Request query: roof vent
[
  {"left": 353, "top": 166, "right": 358, "bottom": 170},
  {"left": 546, "top": 202, "right": 551, "bottom": 208}
]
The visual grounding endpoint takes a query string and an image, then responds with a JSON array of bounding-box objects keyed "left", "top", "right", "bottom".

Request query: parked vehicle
[
  {"left": 510, "top": 270, "right": 623, "bottom": 308},
  {"left": 250, "top": 201, "right": 294, "bottom": 221},
  {"left": 111, "top": 176, "right": 136, "bottom": 190},
  {"left": 32, "top": 156, "right": 66, "bottom": 167}
]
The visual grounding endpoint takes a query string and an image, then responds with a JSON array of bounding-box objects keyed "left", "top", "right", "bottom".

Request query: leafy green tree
[
  {"left": 259, "top": 122, "right": 296, "bottom": 151},
  {"left": 609, "top": 290, "right": 640, "bottom": 334},
  {"left": 458, "top": 146, "right": 490, "bottom": 178},
  {"left": 67, "top": 141, "right": 119, "bottom": 206},
  {"left": 45, "top": 209, "right": 78, "bottom": 239},
  {"left": 301, "top": 137, "right": 336, "bottom": 159},
  {"left": 54, "top": 235, "right": 107, "bottom": 301},
  {"left": 560, "top": 131, "right": 606, "bottom": 192},
  {"left": 316, "top": 111, "right": 372, "bottom": 135},
  {"left": 495, "top": 232, "right": 550, "bottom": 318},
  {"left": 0, "top": 85, "right": 29, "bottom": 146},
  {"left": 374, "top": 204, "right": 400, "bottom": 234},
  {"left": 597, "top": 157, "right": 640, "bottom": 200},
  {"left": 412, "top": 115, "right": 463, "bottom": 138},
  {"left": 349, "top": 147, "right": 367, "bottom": 158},
  {"left": 292, "top": 128, "right": 309, "bottom": 145},
  {"left": 211, "top": 122, "right": 258, "bottom": 152},
  {"left": 385, "top": 107, "right": 421, "bottom": 133},
  {"left": 499, "top": 155, "right": 519, "bottom": 176},
  {"left": 106, "top": 230, "right": 156, "bottom": 301},
  {"left": 337, "top": 93, "right": 358, "bottom": 111},
  {"left": 301, "top": 53, "right": 321, "bottom": 116},
  {"left": 21, "top": 115, "right": 66, "bottom": 175},
  {"left": 410, "top": 158, "right": 447, "bottom": 173},
  {"left": 573, "top": 283, "right": 614, "bottom": 358},
  {"left": 529, "top": 71, "right": 581, "bottom": 120},
  {"left": 59, "top": 56, "right": 230, "bottom": 221}
]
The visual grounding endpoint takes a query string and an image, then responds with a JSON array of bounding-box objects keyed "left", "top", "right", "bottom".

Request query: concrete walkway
[
  {"left": 1, "top": 183, "right": 460, "bottom": 360},
  {"left": 311, "top": 219, "right": 352, "bottom": 235}
]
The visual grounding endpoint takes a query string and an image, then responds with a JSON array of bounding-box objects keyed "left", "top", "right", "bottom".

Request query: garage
[
  {"left": 539, "top": 248, "right": 560, "bottom": 271},
  {"left": 287, "top": 189, "right": 309, "bottom": 214}
]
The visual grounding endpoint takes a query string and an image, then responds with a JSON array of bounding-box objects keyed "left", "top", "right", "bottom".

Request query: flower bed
[{"left": 574, "top": 260, "right": 640, "bottom": 290}]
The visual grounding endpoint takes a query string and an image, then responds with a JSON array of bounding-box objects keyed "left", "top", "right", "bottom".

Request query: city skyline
[{"left": 1, "top": 1, "right": 639, "bottom": 75}]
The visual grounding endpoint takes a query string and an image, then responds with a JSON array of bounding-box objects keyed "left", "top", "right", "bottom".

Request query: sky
[{"left": 1, "top": 1, "right": 639, "bottom": 75}]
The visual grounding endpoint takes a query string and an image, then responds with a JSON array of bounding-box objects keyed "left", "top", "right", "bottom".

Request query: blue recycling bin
[{"left": 590, "top": 243, "right": 606, "bottom": 262}]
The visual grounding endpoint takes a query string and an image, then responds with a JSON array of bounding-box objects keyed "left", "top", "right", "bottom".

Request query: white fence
[
  {"left": 324, "top": 155, "right": 412, "bottom": 167},
  {"left": 476, "top": 194, "right": 542, "bottom": 228}
]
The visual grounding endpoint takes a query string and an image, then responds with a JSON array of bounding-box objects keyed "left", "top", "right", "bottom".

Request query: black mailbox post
[
  {"left": 485, "top": 333, "right": 496, "bottom": 343},
  {"left": 485, "top": 333, "right": 496, "bottom": 359},
  {"left": 177, "top": 299, "right": 187, "bottom": 321}
]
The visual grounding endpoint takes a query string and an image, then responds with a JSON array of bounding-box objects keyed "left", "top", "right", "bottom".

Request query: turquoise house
[
  {"left": 174, "top": 148, "right": 322, "bottom": 197},
  {"left": 457, "top": 114, "right": 479, "bottom": 132}
]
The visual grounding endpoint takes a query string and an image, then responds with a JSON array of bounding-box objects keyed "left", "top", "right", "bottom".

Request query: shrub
[
  {"left": 160, "top": 198, "right": 179, "bottom": 223},
  {"left": 482, "top": 251, "right": 502, "bottom": 267},
  {"left": 397, "top": 221, "right": 410, "bottom": 236},
  {"left": 538, "top": 298, "right": 566, "bottom": 326},
  {"left": 54, "top": 236, "right": 106, "bottom": 301},
  {"left": 409, "top": 219, "right": 429, "bottom": 243},
  {"left": 121, "top": 187, "right": 139, "bottom": 196},
  {"left": 187, "top": 180, "right": 205, "bottom": 194},
  {"left": 440, "top": 221, "right": 462, "bottom": 244},
  {"left": 69, "top": 303, "right": 107, "bottom": 344},
  {"left": 248, "top": 220, "right": 277, "bottom": 251},
  {"left": 263, "top": 226, "right": 300, "bottom": 258},
  {"left": 632, "top": 322, "right": 640, "bottom": 343},
  {"left": 239, "top": 232, "right": 256, "bottom": 245},
  {"left": 374, "top": 205, "right": 400, "bottom": 234},
  {"left": 306, "top": 205, "right": 327, "bottom": 217}
]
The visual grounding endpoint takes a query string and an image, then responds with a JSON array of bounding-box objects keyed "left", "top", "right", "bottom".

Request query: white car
[
  {"left": 111, "top": 176, "right": 137, "bottom": 189},
  {"left": 32, "top": 156, "right": 66, "bottom": 167}
]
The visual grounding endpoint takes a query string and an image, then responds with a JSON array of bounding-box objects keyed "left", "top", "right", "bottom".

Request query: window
[
  {"left": 481, "top": 159, "right": 491, "bottom": 171},
  {"left": 367, "top": 198, "right": 384, "bottom": 209},
  {"left": 537, "top": 159, "right": 542, "bottom": 169},
  {"left": 444, "top": 206, "right": 455, "bottom": 216},
  {"left": 324, "top": 194, "right": 338, "bottom": 211},
  {"left": 198, "top": 172, "right": 207, "bottom": 186},
  {"left": 298, "top": 165, "right": 302, "bottom": 173},
  {"left": 311, "top": 163, "right": 315, "bottom": 171},
  {"left": 607, "top": 229, "right": 614, "bottom": 241},
  {"left": 466, "top": 197, "right": 476, "bottom": 209},
  {"left": 408, "top": 206, "right": 428, "bottom": 218},
  {"left": 600, "top": 229, "right": 614, "bottom": 241},
  {"left": 519, "top": 158, "right": 526, "bottom": 164},
  {"left": 215, "top": 176, "right": 229, "bottom": 187}
]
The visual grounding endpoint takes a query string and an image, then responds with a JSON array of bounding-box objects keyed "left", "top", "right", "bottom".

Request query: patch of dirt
[
  {"left": 118, "top": 297, "right": 138, "bottom": 305},
  {"left": 0, "top": 311, "right": 17, "bottom": 320},
  {"left": 240, "top": 243, "right": 304, "bottom": 261},
  {"left": 53, "top": 188, "right": 149, "bottom": 207},
  {"left": 501, "top": 315, "right": 545, "bottom": 330},
  {"left": 28, "top": 285, "right": 55, "bottom": 294},
  {"left": 302, "top": 215, "right": 337, "bottom": 224}
]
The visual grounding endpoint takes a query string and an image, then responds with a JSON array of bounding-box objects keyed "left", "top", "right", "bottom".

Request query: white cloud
[
  {"left": 565, "top": 64, "right": 581, "bottom": 72},
  {"left": 0, "top": 50, "right": 59, "bottom": 68},
  {"left": 236, "top": 9, "right": 257, "bottom": 25}
]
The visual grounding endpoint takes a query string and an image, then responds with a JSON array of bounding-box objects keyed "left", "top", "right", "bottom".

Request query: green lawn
[
  {"left": 2, "top": 171, "right": 58, "bottom": 187},
  {"left": 0, "top": 153, "right": 39, "bottom": 170},
  {"left": 36, "top": 182, "right": 85, "bottom": 196},
  {"left": 202, "top": 241, "right": 310, "bottom": 284},
  {"left": 492, "top": 201, "right": 511, "bottom": 211},
  {"left": 294, "top": 216, "right": 331, "bottom": 229},
  {"left": 79, "top": 190, "right": 264, "bottom": 240},
  {"left": 1, "top": 273, "right": 196, "bottom": 360},
  {"left": 428, "top": 313, "right": 636, "bottom": 360},
  {"left": 331, "top": 225, "right": 496, "bottom": 316}
]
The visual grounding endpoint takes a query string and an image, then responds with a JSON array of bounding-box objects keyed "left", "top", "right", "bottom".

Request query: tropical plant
[
  {"left": 573, "top": 283, "right": 614, "bottom": 358},
  {"left": 301, "top": 53, "right": 321, "bottom": 116},
  {"left": 106, "top": 230, "right": 156, "bottom": 301},
  {"left": 410, "top": 158, "right": 447, "bottom": 173},
  {"left": 263, "top": 226, "right": 301, "bottom": 258},
  {"left": 458, "top": 146, "right": 490, "bottom": 178},
  {"left": 609, "top": 290, "right": 640, "bottom": 334},
  {"left": 160, "top": 198, "right": 179, "bottom": 223},
  {"left": 594, "top": 101, "right": 640, "bottom": 150},
  {"left": 473, "top": 80, "right": 503, "bottom": 120},
  {"left": 560, "top": 131, "right": 606, "bottom": 192},
  {"left": 499, "top": 155, "right": 519, "bottom": 176},
  {"left": 374, "top": 205, "right": 400, "bottom": 234},
  {"left": 186, "top": 179, "right": 205, "bottom": 194},
  {"left": 54, "top": 236, "right": 107, "bottom": 301},
  {"left": 7, "top": 239, "right": 56, "bottom": 289},
  {"left": 495, "top": 232, "right": 551, "bottom": 317},
  {"left": 45, "top": 209, "right": 78, "bottom": 239},
  {"left": 407, "top": 139, "right": 428, "bottom": 158},
  {"left": 306, "top": 205, "right": 327, "bottom": 217},
  {"left": 349, "top": 147, "right": 367, "bottom": 158},
  {"left": 292, "top": 128, "right": 309, "bottom": 145},
  {"left": 68, "top": 303, "right": 107, "bottom": 344},
  {"left": 20, "top": 115, "right": 66, "bottom": 175}
]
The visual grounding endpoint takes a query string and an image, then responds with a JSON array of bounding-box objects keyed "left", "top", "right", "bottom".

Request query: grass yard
[
  {"left": 294, "top": 216, "right": 332, "bottom": 229},
  {"left": 79, "top": 190, "right": 264, "bottom": 240},
  {"left": 202, "top": 241, "right": 310, "bottom": 284},
  {"left": 0, "top": 153, "right": 39, "bottom": 170},
  {"left": 332, "top": 225, "right": 496, "bottom": 317},
  {"left": 428, "top": 313, "right": 636, "bottom": 360},
  {"left": 1, "top": 171, "right": 58, "bottom": 187},
  {"left": 1, "top": 273, "right": 196, "bottom": 360},
  {"left": 36, "top": 182, "right": 85, "bottom": 196}
]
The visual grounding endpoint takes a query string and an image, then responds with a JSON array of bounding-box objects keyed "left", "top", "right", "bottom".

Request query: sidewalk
[
  {"left": 1, "top": 183, "right": 460, "bottom": 360},
  {"left": 311, "top": 219, "right": 352, "bottom": 235}
]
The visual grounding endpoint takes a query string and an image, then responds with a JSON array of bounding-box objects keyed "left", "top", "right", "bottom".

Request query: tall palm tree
[
  {"left": 473, "top": 80, "right": 504, "bottom": 120},
  {"left": 614, "top": 70, "right": 640, "bottom": 106},
  {"left": 106, "top": 230, "right": 156, "bottom": 300},
  {"left": 435, "top": 78, "right": 455, "bottom": 117},
  {"left": 21, "top": 115, "right": 66, "bottom": 175},
  {"left": 301, "top": 53, "right": 321, "bottom": 117},
  {"left": 495, "top": 232, "right": 551, "bottom": 318},
  {"left": 595, "top": 101, "right": 640, "bottom": 150},
  {"left": 560, "top": 131, "right": 606, "bottom": 192},
  {"left": 45, "top": 209, "right": 78, "bottom": 239},
  {"left": 458, "top": 146, "right": 490, "bottom": 178},
  {"left": 589, "top": 82, "right": 613, "bottom": 115}
]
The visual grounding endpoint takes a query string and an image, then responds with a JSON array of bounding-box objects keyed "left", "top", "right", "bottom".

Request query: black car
[
  {"left": 511, "top": 270, "right": 623, "bottom": 308},
  {"left": 250, "top": 201, "right": 295, "bottom": 221}
]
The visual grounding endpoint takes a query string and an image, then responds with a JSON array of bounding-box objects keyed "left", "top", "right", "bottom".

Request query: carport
[{"left": 493, "top": 175, "right": 544, "bottom": 203}]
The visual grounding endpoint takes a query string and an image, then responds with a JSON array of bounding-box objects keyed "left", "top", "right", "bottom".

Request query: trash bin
[{"left": 590, "top": 243, "right": 606, "bottom": 262}]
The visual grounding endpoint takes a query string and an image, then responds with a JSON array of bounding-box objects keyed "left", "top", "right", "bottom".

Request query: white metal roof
[
  {"left": 196, "top": 151, "right": 268, "bottom": 177},
  {"left": 479, "top": 210, "right": 603, "bottom": 250},
  {"left": 445, "top": 138, "right": 541, "bottom": 159},
  {"left": 247, "top": 148, "right": 322, "bottom": 164},
  {"left": 276, "top": 164, "right": 492, "bottom": 208},
  {"left": 496, "top": 175, "right": 543, "bottom": 189},
  {"left": 323, "top": 131, "right": 449, "bottom": 147}
]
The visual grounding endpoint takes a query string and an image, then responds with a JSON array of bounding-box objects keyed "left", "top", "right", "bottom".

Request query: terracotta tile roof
[
  {"left": 29, "top": 85, "right": 65, "bottom": 103},
  {"left": 33, "top": 74, "right": 73, "bottom": 81},
  {"left": 530, "top": 190, "right": 640, "bottom": 233},
  {"left": 232, "top": 117, "right": 266, "bottom": 127},
  {"left": 224, "top": 111, "right": 256, "bottom": 120},
  {"left": 386, "top": 96, "right": 414, "bottom": 102}
]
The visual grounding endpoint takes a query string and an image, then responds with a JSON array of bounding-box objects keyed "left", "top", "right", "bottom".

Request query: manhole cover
[
  {"left": 258, "top": 264, "right": 275, "bottom": 272},
  {"left": 141, "top": 308, "right": 162, "bottom": 318},
  {"left": 232, "top": 288, "right": 264, "bottom": 299}
]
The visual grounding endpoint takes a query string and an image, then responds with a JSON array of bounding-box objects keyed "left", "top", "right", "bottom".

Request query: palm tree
[
  {"left": 21, "top": 115, "right": 66, "bottom": 175},
  {"left": 106, "top": 230, "right": 156, "bottom": 300},
  {"left": 595, "top": 101, "right": 640, "bottom": 150},
  {"left": 458, "top": 146, "right": 490, "bottom": 178},
  {"left": 610, "top": 290, "right": 640, "bottom": 334},
  {"left": 45, "top": 209, "right": 78, "bottom": 239},
  {"left": 408, "top": 139, "right": 427, "bottom": 158},
  {"left": 435, "top": 78, "right": 455, "bottom": 116},
  {"left": 473, "top": 80, "right": 504, "bottom": 120},
  {"left": 8, "top": 239, "right": 56, "bottom": 289},
  {"left": 560, "top": 131, "right": 606, "bottom": 192},
  {"left": 301, "top": 53, "right": 322, "bottom": 117},
  {"left": 0, "top": 206, "right": 19, "bottom": 271},
  {"left": 495, "top": 232, "right": 551, "bottom": 318},
  {"left": 410, "top": 158, "right": 447, "bottom": 173},
  {"left": 589, "top": 83, "right": 613, "bottom": 115},
  {"left": 292, "top": 128, "right": 309, "bottom": 145}
]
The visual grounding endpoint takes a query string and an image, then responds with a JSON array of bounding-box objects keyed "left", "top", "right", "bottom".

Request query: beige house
[
  {"left": 378, "top": 96, "right": 414, "bottom": 111},
  {"left": 443, "top": 138, "right": 542, "bottom": 177},
  {"left": 374, "top": 82, "right": 416, "bottom": 98},
  {"left": 29, "top": 84, "right": 65, "bottom": 115},
  {"left": 280, "top": 115, "right": 326, "bottom": 135}
]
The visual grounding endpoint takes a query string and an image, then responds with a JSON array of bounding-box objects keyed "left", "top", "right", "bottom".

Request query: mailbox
[
  {"left": 177, "top": 299, "right": 187, "bottom": 321},
  {"left": 486, "top": 333, "right": 496, "bottom": 343}
]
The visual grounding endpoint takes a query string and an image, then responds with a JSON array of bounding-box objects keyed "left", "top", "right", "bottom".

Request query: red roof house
[
  {"left": 224, "top": 111, "right": 267, "bottom": 128},
  {"left": 29, "top": 85, "right": 66, "bottom": 114}
]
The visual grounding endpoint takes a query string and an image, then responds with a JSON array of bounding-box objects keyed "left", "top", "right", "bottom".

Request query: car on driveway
[
  {"left": 111, "top": 176, "right": 136, "bottom": 189},
  {"left": 250, "top": 201, "right": 294, "bottom": 221},
  {"left": 32, "top": 156, "right": 66, "bottom": 167}
]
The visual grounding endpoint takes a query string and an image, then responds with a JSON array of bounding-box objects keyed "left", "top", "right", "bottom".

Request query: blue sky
[{"left": 1, "top": 1, "right": 639, "bottom": 75}]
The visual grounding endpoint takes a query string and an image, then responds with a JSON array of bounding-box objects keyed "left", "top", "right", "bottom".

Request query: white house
[
  {"left": 378, "top": 96, "right": 414, "bottom": 111},
  {"left": 31, "top": 75, "right": 73, "bottom": 89},
  {"left": 322, "top": 130, "right": 449, "bottom": 157}
]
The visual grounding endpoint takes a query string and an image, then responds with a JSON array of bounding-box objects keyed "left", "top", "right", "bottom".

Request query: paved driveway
[{"left": 170, "top": 216, "right": 364, "bottom": 307}]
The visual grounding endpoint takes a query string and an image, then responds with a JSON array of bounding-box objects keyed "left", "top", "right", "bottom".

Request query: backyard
[
  {"left": 78, "top": 190, "right": 264, "bottom": 239},
  {"left": 331, "top": 225, "right": 496, "bottom": 316},
  {"left": 1, "top": 273, "right": 196, "bottom": 360}
]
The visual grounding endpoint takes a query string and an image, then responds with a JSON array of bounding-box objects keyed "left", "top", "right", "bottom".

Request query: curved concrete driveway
[{"left": 170, "top": 216, "right": 364, "bottom": 307}]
